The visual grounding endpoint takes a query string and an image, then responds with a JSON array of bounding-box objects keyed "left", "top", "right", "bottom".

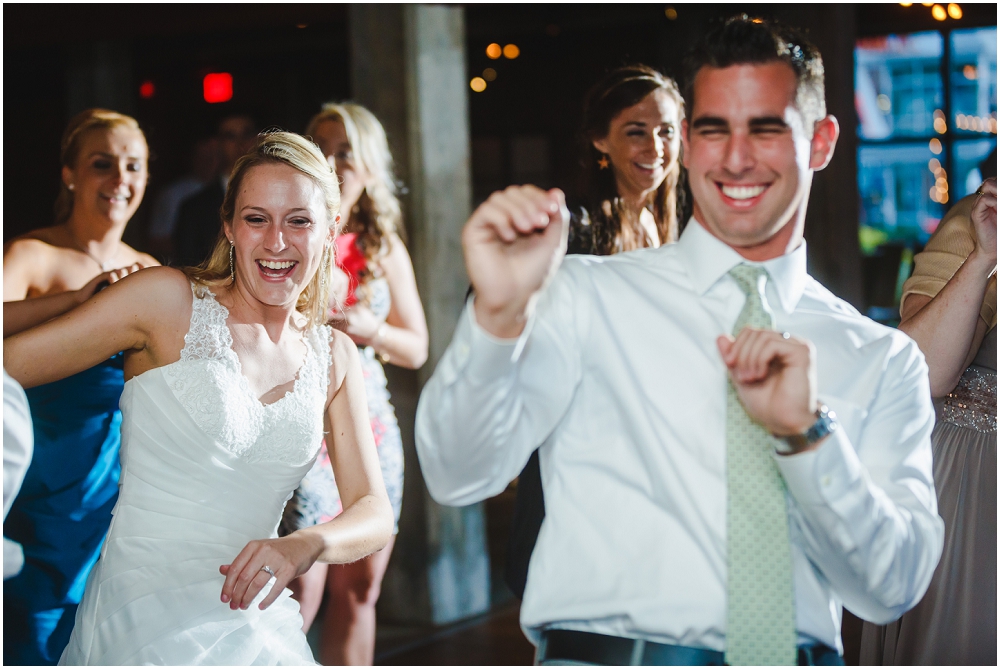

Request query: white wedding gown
[{"left": 60, "top": 284, "right": 330, "bottom": 665}]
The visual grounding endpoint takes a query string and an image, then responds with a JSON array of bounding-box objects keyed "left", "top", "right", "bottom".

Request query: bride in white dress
[{"left": 3, "top": 131, "right": 394, "bottom": 665}]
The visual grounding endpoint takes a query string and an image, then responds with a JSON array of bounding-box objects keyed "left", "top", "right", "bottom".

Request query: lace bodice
[{"left": 161, "top": 284, "right": 332, "bottom": 465}]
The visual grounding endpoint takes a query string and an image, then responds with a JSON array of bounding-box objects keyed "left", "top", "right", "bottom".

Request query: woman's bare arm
[
  {"left": 369, "top": 235, "right": 429, "bottom": 368},
  {"left": 3, "top": 266, "right": 192, "bottom": 389},
  {"left": 3, "top": 265, "right": 150, "bottom": 338},
  {"left": 303, "top": 330, "right": 394, "bottom": 562},
  {"left": 899, "top": 179, "right": 997, "bottom": 396}
]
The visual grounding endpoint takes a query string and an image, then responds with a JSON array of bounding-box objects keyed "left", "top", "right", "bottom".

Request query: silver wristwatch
[{"left": 778, "top": 404, "right": 838, "bottom": 452}]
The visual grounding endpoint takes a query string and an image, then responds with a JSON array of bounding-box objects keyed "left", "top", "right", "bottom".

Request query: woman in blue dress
[{"left": 2, "top": 108, "right": 157, "bottom": 664}]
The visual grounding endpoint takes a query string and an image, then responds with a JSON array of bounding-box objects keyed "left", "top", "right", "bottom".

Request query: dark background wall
[{"left": 6, "top": 3, "right": 994, "bottom": 307}]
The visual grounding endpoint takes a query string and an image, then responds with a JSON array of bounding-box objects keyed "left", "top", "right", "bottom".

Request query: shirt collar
[{"left": 674, "top": 218, "right": 808, "bottom": 313}]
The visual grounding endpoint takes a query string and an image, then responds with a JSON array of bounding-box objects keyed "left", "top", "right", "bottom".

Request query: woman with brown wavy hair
[
  {"left": 569, "top": 64, "right": 686, "bottom": 254},
  {"left": 3, "top": 109, "right": 156, "bottom": 664},
  {"left": 281, "top": 102, "right": 428, "bottom": 665}
]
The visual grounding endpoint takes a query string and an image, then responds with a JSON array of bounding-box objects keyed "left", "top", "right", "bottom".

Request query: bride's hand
[{"left": 219, "top": 533, "right": 323, "bottom": 611}]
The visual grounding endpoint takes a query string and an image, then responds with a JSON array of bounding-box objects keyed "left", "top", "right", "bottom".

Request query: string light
[
  {"left": 933, "top": 109, "right": 947, "bottom": 134},
  {"left": 955, "top": 113, "right": 999, "bottom": 134}
]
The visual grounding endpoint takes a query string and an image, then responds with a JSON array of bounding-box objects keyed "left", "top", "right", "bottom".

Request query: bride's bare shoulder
[
  {"left": 325, "top": 328, "right": 361, "bottom": 396},
  {"left": 112, "top": 266, "right": 195, "bottom": 314}
]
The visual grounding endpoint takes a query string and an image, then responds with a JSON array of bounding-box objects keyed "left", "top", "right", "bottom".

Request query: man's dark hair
[{"left": 682, "top": 15, "right": 826, "bottom": 131}]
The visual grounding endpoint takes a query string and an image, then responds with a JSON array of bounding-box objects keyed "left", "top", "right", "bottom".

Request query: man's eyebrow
[
  {"left": 622, "top": 121, "right": 647, "bottom": 128},
  {"left": 748, "top": 116, "right": 788, "bottom": 129},
  {"left": 691, "top": 116, "right": 728, "bottom": 130}
]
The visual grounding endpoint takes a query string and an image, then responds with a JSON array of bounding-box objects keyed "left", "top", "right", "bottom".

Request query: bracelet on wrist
[{"left": 373, "top": 324, "right": 391, "bottom": 364}]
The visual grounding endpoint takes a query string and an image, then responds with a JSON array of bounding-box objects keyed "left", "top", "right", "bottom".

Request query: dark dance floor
[{"left": 374, "top": 601, "right": 535, "bottom": 666}]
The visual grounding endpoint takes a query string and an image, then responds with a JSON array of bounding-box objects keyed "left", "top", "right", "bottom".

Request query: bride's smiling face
[{"left": 225, "top": 162, "right": 333, "bottom": 308}]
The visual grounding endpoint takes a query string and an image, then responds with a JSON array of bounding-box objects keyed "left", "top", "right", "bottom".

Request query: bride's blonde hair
[{"left": 185, "top": 131, "right": 341, "bottom": 327}]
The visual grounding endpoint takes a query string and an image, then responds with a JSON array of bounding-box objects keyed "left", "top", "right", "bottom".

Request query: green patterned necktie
[{"left": 724, "top": 264, "right": 797, "bottom": 666}]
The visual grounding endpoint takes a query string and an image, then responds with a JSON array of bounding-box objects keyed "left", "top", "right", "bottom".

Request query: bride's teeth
[
  {"left": 259, "top": 260, "right": 295, "bottom": 270},
  {"left": 721, "top": 184, "right": 766, "bottom": 200}
]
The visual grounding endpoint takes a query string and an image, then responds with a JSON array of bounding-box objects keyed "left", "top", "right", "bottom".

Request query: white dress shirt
[
  {"left": 4, "top": 368, "right": 33, "bottom": 579},
  {"left": 416, "top": 219, "right": 946, "bottom": 653}
]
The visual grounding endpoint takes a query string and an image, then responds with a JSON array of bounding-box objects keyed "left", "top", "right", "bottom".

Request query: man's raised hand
[{"left": 462, "top": 185, "right": 569, "bottom": 338}]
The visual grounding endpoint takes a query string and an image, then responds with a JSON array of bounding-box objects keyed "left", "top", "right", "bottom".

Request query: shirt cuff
[
  {"left": 773, "top": 427, "right": 864, "bottom": 508},
  {"left": 460, "top": 295, "right": 536, "bottom": 385}
]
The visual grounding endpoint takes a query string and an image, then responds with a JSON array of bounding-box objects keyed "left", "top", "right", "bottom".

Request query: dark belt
[{"left": 539, "top": 629, "right": 843, "bottom": 666}]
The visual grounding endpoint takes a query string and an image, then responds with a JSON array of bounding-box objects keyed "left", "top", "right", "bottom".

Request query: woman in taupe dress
[{"left": 860, "top": 177, "right": 996, "bottom": 665}]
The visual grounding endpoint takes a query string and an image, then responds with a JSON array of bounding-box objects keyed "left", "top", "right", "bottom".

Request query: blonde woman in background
[
  {"left": 4, "top": 131, "right": 393, "bottom": 664},
  {"left": 282, "top": 103, "right": 427, "bottom": 665},
  {"left": 2, "top": 109, "right": 156, "bottom": 664}
]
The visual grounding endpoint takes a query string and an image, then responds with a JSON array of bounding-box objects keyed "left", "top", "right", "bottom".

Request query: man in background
[
  {"left": 172, "top": 113, "right": 257, "bottom": 267},
  {"left": 147, "top": 135, "right": 219, "bottom": 261}
]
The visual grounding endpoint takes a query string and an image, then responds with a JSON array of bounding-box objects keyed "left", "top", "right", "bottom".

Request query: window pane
[
  {"left": 858, "top": 143, "right": 945, "bottom": 248},
  {"left": 856, "top": 32, "right": 944, "bottom": 140},
  {"left": 950, "top": 27, "right": 998, "bottom": 137},
  {"left": 952, "top": 138, "right": 997, "bottom": 199}
]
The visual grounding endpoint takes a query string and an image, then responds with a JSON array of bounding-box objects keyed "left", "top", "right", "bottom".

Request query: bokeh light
[
  {"left": 486, "top": 43, "right": 502, "bottom": 59},
  {"left": 203, "top": 73, "right": 233, "bottom": 104},
  {"left": 665, "top": 7, "right": 678, "bottom": 20},
  {"left": 470, "top": 77, "right": 487, "bottom": 92},
  {"left": 933, "top": 109, "right": 947, "bottom": 134},
  {"left": 139, "top": 81, "right": 155, "bottom": 99},
  {"left": 483, "top": 68, "right": 497, "bottom": 82},
  {"left": 947, "top": 3, "right": 962, "bottom": 18},
  {"left": 931, "top": 4, "right": 947, "bottom": 20},
  {"left": 503, "top": 44, "right": 520, "bottom": 59},
  {"left": 929, "top": 138, "right": 943, "bottom": 154}
]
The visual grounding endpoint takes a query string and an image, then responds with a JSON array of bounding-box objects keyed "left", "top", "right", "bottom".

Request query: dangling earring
[
  {"left": 319, "top": 245, "right": 330, "bottom": 295},
  {"left": 597, "top": 154, "right": 610, "bottom": 170},
  {"left": 228, "top": 241, "right": 235, "bottom": 284}
]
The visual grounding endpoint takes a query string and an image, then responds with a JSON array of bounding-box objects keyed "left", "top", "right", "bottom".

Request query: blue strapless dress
[{"left": 3, "top": 354, "right": 124, "bottom": 665}]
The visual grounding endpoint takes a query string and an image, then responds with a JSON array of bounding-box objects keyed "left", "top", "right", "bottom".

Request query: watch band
[{"left": 778, "top": 404, "right": 838, "bottom": 452}]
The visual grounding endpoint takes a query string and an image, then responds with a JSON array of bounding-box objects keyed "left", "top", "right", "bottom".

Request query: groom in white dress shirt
[{"left": 415, "top": 16, "right": 943, "bottom": 666}]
